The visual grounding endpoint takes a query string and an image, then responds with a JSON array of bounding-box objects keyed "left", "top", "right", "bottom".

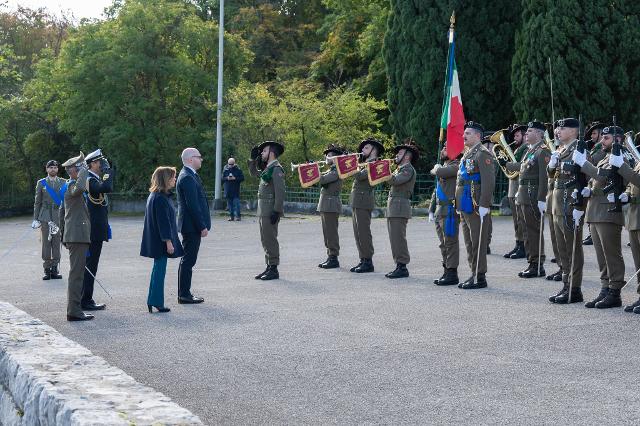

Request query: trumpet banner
[
  {"left": 335, "top": 153, "right": 360, "bottom": 179},
  {"left": 296, "top": 162, "right": 321, "bottom": 188},
  {"left": 367, "top": 159, "right": 393, "bottom": 186}
]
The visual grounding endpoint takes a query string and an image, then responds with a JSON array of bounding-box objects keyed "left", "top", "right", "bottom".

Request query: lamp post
[{"left": 213, "top": 0, "right": 224, "bottom": 208}]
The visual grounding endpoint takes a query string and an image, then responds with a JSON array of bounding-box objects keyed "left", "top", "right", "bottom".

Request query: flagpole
[{"left": 438, "top": 11, "right": 456, "bottom": 163}]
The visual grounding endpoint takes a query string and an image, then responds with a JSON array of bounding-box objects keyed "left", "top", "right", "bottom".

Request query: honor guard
[
  {"left": 81, "top": 149, "right": 115, "bottom": 311},
  {"left": 349, "top": 137, "right": 385, "bottom": 273},
  {"left": 384, "top": 139, "right": 419, "bottom": 279},
  {"left": 582, "top": 122, "right": 606, "bottom": 246},
  {"left": 547, "top": 118, "right": 586, "bottom": 304},
  {"left": 430, "top": 142, "right": 461, "bottom": 286},
  {"left": 32, "top": 160, "right": 67, "bottom": 280},
  {"left": 572, "top": 125, "right": 628, "bottom": 309},
  {"left": 545, "top": 123, "right": 563, "bottom": 282},
  {"left": 455, "top": 121, "right": 495, "bottom": 289},
  {"left": 504, "top": 124, "right": 528, "bottom": 259},
  {"left": 59, "top": 153, "right": 94, "bottom": 321},
  {"left": 317, "top": 144, "right": 346, "bottom": 269},
  {"left": 249, "top": 141, "right": 286, "bottom": 280}
]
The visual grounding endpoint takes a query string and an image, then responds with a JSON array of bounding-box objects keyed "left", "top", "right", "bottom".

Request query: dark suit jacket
[
  {"left": 176, "top": 167, "right": 211, "bottom": 234},
  {"left": 222, "top": 165, "right": 245, "bottom": 199},
  {"left": 87, "top": 169, "right": 115, "bottom": 242},
  {"left": 140, "top": 192, "right": 185, "bottom": 259}
]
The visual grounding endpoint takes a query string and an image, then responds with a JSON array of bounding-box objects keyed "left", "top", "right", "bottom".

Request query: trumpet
[
  {"left": 490, "top": 129, "right": 519, "bottom": 179},
  {"left": 290, "top": 160, "right": 330, "bottom": 171}
]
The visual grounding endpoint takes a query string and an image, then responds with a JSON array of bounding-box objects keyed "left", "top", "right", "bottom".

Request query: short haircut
[
  {"left": 181, "top": 148, "right": 197, "bottom": 165},
  {"left": 149, "top": 166, "right": 177, "bottom": 193}
]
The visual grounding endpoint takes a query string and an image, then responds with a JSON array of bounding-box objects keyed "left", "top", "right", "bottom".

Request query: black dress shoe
[
  {"left": 554, "top": 289, "right": 583, "bottom": 304},
  {"left": 178, "top": 296, "right": 204, "bottom": 304},
  {"left": 81, "top": 302, "right": 106, "bottom": 311},
  {"left": 260, "top": 265, "right": 279, "bottom": 280},
  {"left": 462, "top": 274, "right": 487, "bottom": 289},
  {"left": 585, "top": 288, "right": 608, "bottom": 308},
  {"left": 633, "top": 305, "right": 640, "bottom": 314},
  {"left": 509, "top": 242, "right": 526, "bottom": 259},
  {"left": 549, "top": 284, "right": 568, "bottom": 303},
  {"left": 354, "top": 259, "right": 374, "bottom": 273},
  {"left": 67, "top": 313, "right": 94, "bottom": 321},
  {"left": 595, "top": 288, "right": 622, "bottom": 309},
  {"left": 350, "top": 259, "right": 364, "bottom": 272},
  {"left": 255, "top": 267, "right": 269, "bottom": 279},
  {"left": 50, "top": 266, "right": 62, "bottom": 279},
  {"left": 459, "top": 275, "right": 474, "bottom": 288},
  {"left": 546, "top": 270, "right": 562, "bottom": 281},
  {"left": 433, "top": 266, "right": 447, "bottom": 284},
  {"left": 503, "top": 243, "right": 518, "bottom": 258},
  {"left": 385, "top": 264, "right": 409, "bottom": 279},
  {"left": 519, "top": 263, "right": 545, "bottom": 278},
  {"left": 436, "top": 268, "right": 459, "bottom": 286},
  {"left": 624, "top": 297, "right": 640, "bottom": 313},
  {"left": 148, "top": 305, "right": 170, "bottom": 313},
  {"left": 319, "top": 256, "right": 339, "bottom": 269}
]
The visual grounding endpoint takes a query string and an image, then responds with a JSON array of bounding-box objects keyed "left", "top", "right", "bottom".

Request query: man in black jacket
[
  {"left": 82, "top": 149, "right": 115, "bottom": 311},
  {"left": 177, "top": 147, "right": 211, "bottom": 304},
  {"left": 222, "top": 158, "right": 245, "bottom": 221}
]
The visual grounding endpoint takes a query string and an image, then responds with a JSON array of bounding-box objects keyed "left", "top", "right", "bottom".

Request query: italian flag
[{"left": 440, "top": 54, "right": 465, "bottom": 159}]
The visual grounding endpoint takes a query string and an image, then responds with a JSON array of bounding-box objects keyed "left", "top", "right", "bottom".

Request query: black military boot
[
  {"left": 519, "top": 263, "right": 545, "bottom": 278},
  {"left": 462, "top": 273, "right": 487, "bottom": 289},
  {"left": 354, "top": 258, "right": 374, "bottom": 273},
  {"left": 549, "top": 284, "right": 568, "bottom": 303},
  {"left": 550, "top": 258, "right": 557, "bottom": 263},
  {"left": 509, "top": 241, "right": 526, "bottom": 259},
  {"left": 260, "top": 265, "right": 279, "bottom": 280},
  {"left": 319, "top": 255, "right": 339, "bottom": 269},
  {"left": 633, "top": 305, "right": 640, "bottom": 314},
  {"left": 585, "top": 287, "right": 608, "bottom": 308},
  {"left": 433, "top": 263, "right": 447, "bottom": 284},
  {"left": 42, "top": 267, "right": 51, "bottom": 281},
  {"left": 582, "top": 234, "right": 593, "bottom": 245},
  {"left": 386, "top": 263, "right": 409, "bottom": 279},
  {"left": 436, "top": 268, "right": 459, "bottom": 286},
  {"left": 350, "top": 259, "right": 364, "bottom": 272},
  {"left": 459, "top": 275, "right": 474, "bottom": 288},
  {"left": 50, "top": 265, "right": 62, "bottom": 279},
  {"left": 503, "top": 242, "right": 519, "bottom": 258},
  {"left": 254, "top": 266, "right": 269, "bottom": 279},
  {"left": 595, "top": 288, "right": 622, "bottom": 309},
  {"left": 624, "top": 297, "right": 640, "bottom": 313},
  {"left": 554, "top": 288, "right": 583, "bottom": 304},
  {"left": 546, "top": 269, "right": 562, "bottom": 281}
]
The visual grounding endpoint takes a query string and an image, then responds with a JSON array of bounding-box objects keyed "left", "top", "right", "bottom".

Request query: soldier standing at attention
[
  {"left": 545, "top": 123, "right": 563, "bottom": 282},
  {"left": 32, "top": 160, "right": 67, "bottom": 280},
  {"left": 349, "top": 137, "right": 385, "bottom": 273},
  {"left": 504, "top": 124, "right": 528, "bottom": 260},
  {"left": 455, "top": 121, "right": 495, "bottom": 289},
  {"left": 582, "top": 122, "right": 605, "bottom": 246},
  {"left": 385, "top": 139, "right": 419, "bottom": 279},
  {"left": 249, "top": 141, "right": 286, "bottom": 281},
  {"left": 430, "top": 142, "right": 461, "bottom": 286},
  {"left": 317, "top": 144, "right": 345, "bottom": 269},
  {"left": 59, "top": 152, "right": 94, "bottom": 321}
]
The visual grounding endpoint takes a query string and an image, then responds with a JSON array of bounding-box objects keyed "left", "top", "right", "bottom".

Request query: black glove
[
  {"left": 251, "top": 146, "right": 261, "bottom": 160},
  {"left": 497, "top": 157, "right": 508, "bottom": 168},
  {"left": 270, "top": 212, "right": 280, "bottom": 225}
]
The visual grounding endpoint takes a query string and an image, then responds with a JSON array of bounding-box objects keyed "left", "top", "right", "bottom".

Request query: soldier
[
  {"left": 317, "top": 144, "right": 345, "bottom": 269},
  {"left": 547, "top": 118, "right": 585, "bottom": 304},
  {"left": 504, "top": 125, "right": 528, "bottom": 259},
  {"left": 430, "top": 142, "right": 461, "bottom": 286},
  {"left": 249, "top": 141, "right": 285, "bottom": 280},
  {"left": 500, "top": 121, "right": 550, "bottom": 278},
  {"left": 455, "top": 121, "right": 495, "bottom": 289},
  {"left": 59, "top": 152, "right": 94, "bottom": 321},
  {"left": 349, "top": 137, "right": 385, "bottom": 273},
  {"left": 572, "top": 125, "right": 628, "bottom": 309},
  {"left": 545, "top": 123, "right": 563, "bottom": 282},
  {"left": 583, "top": 122, "right": 605, "bottom": 246},
  {"left": 81, "top": 149, "right": 115, "bottom": 311},
  {"left": 385, "top": 139, "right": 419, "bottom": 279},
  {"left": 32, "top": 160, "right": 67, "bottom": 280}
]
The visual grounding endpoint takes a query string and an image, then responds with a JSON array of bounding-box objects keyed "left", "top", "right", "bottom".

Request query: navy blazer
[
  {"left": 176, "top": 167, "right": 211, "bottom": 234},
  {"left": 87, "top": 168, "right": 115, "bottom": 242},
  {"left": 140, "top": 192, "right": 184, "bottom": 259},
  {"left": 222, "top": 165, "right": 245, "bottom": 199}
]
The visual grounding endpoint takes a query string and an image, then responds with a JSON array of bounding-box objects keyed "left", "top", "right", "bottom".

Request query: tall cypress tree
[{"left": 384, "top": 1, "right": 520, "bottom": 161}]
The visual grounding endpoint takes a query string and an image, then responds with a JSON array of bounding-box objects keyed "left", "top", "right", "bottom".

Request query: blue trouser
[
  {"left": 227, "top": 197, "right": 240, "bottom": 218},
  {"left": 147, "top": 256, "right": 167, "bottom": 307}
]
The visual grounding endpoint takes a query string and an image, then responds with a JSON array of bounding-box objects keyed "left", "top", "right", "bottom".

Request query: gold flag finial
[{"left": 450, "top": 11, "right": 456, "bottom": 28}]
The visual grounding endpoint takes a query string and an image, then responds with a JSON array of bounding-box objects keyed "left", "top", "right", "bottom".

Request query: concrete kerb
[{"left": 0, "top": 302, "right": 202, "bottom": 426}]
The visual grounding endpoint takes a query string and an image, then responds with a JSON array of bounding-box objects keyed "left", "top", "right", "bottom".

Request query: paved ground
[{"left": 2, "top": 213, "right": 640, "bottom": 425}]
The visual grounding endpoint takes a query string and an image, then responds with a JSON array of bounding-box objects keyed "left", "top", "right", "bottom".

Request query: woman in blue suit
[{"left": 140, "top": 167, "right": 184, "bottom": 313}]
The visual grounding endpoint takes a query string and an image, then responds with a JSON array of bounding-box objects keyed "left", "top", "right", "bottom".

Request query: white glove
[
  {"left": 479, "top": 206, "right": 490, "bottom": 218},
  {"left": 428, "top": 212, "right": 434, "bottom": 223},
  {"left": 610, "top": 192, "right": 629, "bottom": 203},
  {"left": 537, "top": 201, "right": 546, "bottom": 214},
  {"left": 430, "top": 164, "right": 442, "bottom": 175},
  {"left": 572, "top": 149, "right": 587, "bottom": 166},
  {"left": 549, "top": 151, "right": 560, "bottom": 168},
  {"left": 572, "top": 209, "right": 584, "bottom": 223},
  {"left": 571, "top": 189, "right": 578, "bottom": 200},
  {"left": 581, "top": 187, "right": 591, "bottom": 198},
  {"left": 31, "top": 220, "right": 41, "bottom": 229},
  {"left": 608, "top": 154, "right": 623, "bottom": 168}
]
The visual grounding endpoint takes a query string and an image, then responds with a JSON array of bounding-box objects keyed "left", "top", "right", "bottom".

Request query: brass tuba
[
  {"left": 491, "top": 129, "right": 519, "bottom": 179},
  {"left": 623, "top": 131, "right": 640, "bottom": 166}
]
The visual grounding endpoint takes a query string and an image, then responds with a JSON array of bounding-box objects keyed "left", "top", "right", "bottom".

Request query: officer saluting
[
  {"left": 81, "top": 149, "right": 115, "bottom": 311},
  {"left": 317, "top": 144, "right": 345, "bottom": 269},
  {"left": 32, "top": 160, "right": 67, "bottom": 280},
  {"left": 455, "top": 121, "right": 495, "bottom": 289},
  {"left": 249, "top": 141, "right": 286, "bottom": 280}
]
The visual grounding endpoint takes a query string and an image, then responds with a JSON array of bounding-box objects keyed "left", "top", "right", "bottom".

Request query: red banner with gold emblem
[
  {"left": 297, "top": 162, "right": 321, "bottom": 188},
  {"left": 367, "top": 159, "right": 393, "bottom": 186},
  {"left": 335, "top": 153, "right": 360, "bottom": 179}
]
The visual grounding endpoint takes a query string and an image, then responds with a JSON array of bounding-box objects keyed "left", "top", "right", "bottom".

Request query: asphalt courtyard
[{"left": 2, "top": 213, "right": 640, "bottom": 425}]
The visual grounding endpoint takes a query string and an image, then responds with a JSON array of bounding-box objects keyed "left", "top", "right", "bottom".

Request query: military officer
[
  {"left": 583, "top": 122, "right": 606, "bottom": 246},
  {"left": 547, "top": 118, "right": 586, "bottom": 304},
  {"left": 59, "top": 152, "right": 94, "bottom": 321},
  {"left": 349, "top": 137, "right": 385, "bottom": 273},
  {"left": 500, "top": 121, "right": 550, "bottom": 278},
  {"left": 385, "top": 139, "right": 418, "bottom": 279},
  {"left": 545, "top": 123, "right": 563, "bottom": 282},
  {"left": 455, "top": 121, "right": 495, "bottom": 289},
  {"left": 573, "top": 125, "right": 628, "bottom": 309},
  {"left": 317, "top": 144, "right": 345, "bottom": 269},
  {"left": 504, "top": 124, "right": 528, "bottom": 259},
  {"left": 81, "top": 149, "right": 115, "bottom": 311},
  {"left": 430, "top": 142, "right": 461, "bottom": 286},
  {"left": 249, "top": 141, "right": 286, "bottom": 280},
  {"left": 32, "top": 160, "right": 67, "bottom": 280}
]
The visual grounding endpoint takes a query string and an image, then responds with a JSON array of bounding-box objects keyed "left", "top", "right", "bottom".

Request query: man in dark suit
[
  {"left": 176, "top": 147, "right": 211, "bottom": 304},
  {"left": 82, "top": 149, "right": 115, "bottom": 311}
]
